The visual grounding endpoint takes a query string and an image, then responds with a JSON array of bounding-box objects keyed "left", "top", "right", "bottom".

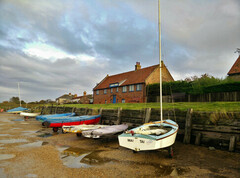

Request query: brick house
[
  {"left": 71, "top": 91, "right": 93, "bottom": 104},
  {"left": 93, "top": 62, "right": 174, "bottom": 104},
  {"left": 228, "top": 54, "right": 240, "bottom": 81}
]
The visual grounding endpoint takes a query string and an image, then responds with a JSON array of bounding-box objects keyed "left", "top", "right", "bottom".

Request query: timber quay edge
[{"left": 36, "top": 106, "right": 240, "bottom": 152}]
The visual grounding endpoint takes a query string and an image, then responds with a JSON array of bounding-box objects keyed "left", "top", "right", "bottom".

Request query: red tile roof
[
  {"left": 228, "top": 55, "right": 240, "bottom": 75},
  {"left": 94, "top": 64, "right": 159, "bottom": 90}
]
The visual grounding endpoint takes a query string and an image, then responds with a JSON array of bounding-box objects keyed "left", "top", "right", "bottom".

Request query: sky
[{"left": 0, "top": 0, "right": 240, "bottom": 102}]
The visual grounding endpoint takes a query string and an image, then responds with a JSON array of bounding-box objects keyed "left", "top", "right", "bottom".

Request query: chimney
[
  {"left": 69, "top": 93, "right": 72, "bottom": 96},
  {"left": 83, "top": 91, "right": 87, "bottom": 96},
  {"left": 135, "top": 62, "right": 141, "bottom": 71}
]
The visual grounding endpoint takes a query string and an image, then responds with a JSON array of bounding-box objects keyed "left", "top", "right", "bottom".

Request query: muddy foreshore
[{"left": 0, "top": 113, "right": 239, "bottom": 178}]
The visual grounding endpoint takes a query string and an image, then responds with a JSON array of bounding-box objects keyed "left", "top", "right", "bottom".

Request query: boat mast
[
  {"left": 18, "top": 82, "right": 21, "bottom": 107},
  {"left": 158, "top": 0, "right": 163, "bottom": 122}
]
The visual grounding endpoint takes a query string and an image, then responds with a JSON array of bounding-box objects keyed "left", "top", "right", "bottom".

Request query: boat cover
[
  {"left": 36, "top": 113, "right": 75, "bottom": 121},
  {"left": 7, "top": 107, "right": 29, "bottom": 113},
  {"left": 82, "top": 124, "right": 128, "bottom": 137}
]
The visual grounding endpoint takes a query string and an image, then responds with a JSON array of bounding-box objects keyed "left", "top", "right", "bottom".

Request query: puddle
[
  {"left": 0, "top": 134, "right": 11, "bottom": 136},
  {"left": 21, "top": 131, "right": 37, "bottom": 137},
  {"left": 0, "top": 154, "right": 16, "bottom": 161},
  {"left": 59, "top": 147, "right": 113, "bottom": 168},
  {"left": 25, "top": 174, "right": 38, "bottom": 178},
  {"left": 58, "top": 146, "right": 187, "bottom": 176},
  {"left": 0, "top": 139, "right": 28, "bottom": 144},
  {"left": 18, "top": 141, "right": 48, "bottom": 148},
  {"left": 37, "top": 133, "right": 53, "bottom": 138}
]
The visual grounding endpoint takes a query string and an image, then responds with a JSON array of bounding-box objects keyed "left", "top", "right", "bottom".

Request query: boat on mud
[
  {"left": 36, "top": 113, "right": 76, "bottom": 122},
  {"left": 118, "top": 120, "right": 178, "bottom": 153},
  {"left": 118, "top": 0, "right": 178, "bottom": 157},
  {"left": 7, "top": 107, "right": 29, "bottom": 114},
  {"left": 62, "top": 124, "right": 108, "bottom": 136},
  {"left": 43, "top": 115, "right": 101, "bottom": 132},
  {"left": 82, "top": 124, "right": 128, "bottom": 139},
  {"left": 20, "top": 112, "right": 40, "bottom": 118}
]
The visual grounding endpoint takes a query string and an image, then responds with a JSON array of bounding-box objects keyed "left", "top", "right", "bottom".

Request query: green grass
[
  {"left": 1, "top": 102, "right": 240, "bottom": 112},
  {"left": 59, "top": 102, "right": 240, "bottom": 112}
]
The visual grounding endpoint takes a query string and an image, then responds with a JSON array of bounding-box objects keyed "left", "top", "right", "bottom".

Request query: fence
[{"left": 148, "top": 91, "right": 240, "bottom": 102}]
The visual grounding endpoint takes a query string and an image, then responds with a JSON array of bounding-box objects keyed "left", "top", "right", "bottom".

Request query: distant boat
[
  {"left": 82, "top": 124, "right": 128, "bottom": 139},
  {"left": 20, "top": 112, "right": 40, "bottom": 118},
  {"left": 62, "top": 124, "right": 108, "bottom": 136},
  {"left": 7, "top": 107, "right": 29, "bottom": 114},
  {"left": 42, "top": 115, "right": 101, "bottom": 132},
  {"left": 36, "top": 113, "right": 76, "bottom": 122}
]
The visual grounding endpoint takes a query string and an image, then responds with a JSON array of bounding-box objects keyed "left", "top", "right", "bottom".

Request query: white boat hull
[
  {"left": 118, "top": 131, "right": 177, "bottom": 151},
  {"left": 118, "top": 120, "right": 178, "bottom": 151},
  {"left": 20, "top": 112, "right": 40, "bottom": 117}
]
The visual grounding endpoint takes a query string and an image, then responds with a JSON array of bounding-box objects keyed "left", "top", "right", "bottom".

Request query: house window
[
  {"left": 129, "top": 85, "right": 134, "bottom": 92},
  {"left": 122, "top": 99, "right": 125, "bottom": 103},
  {"left": 105, "top": 100, "right": 107, "bottom": 104},
  {"left": 96, "top": 90, "right": 99, "bottom": 95},
  {"left": 136, "top": 84, "right": 142, "bottom": 91},
  {"left": 116, "top": 87, "right": 119, "bottom": 92},
  {"left": 122, "top": 86, "right": 127, "bottom": 93},
  {"left": 104, "top": 89, "right": 107, "bottom": 94},
  {"left": 111, "top": 88, "right": 113, "bottom": 93}
]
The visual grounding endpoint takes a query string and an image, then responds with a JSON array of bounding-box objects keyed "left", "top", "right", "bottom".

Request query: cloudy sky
[{"left": 0, "top": 0, "right": 239, "bottom": 102}]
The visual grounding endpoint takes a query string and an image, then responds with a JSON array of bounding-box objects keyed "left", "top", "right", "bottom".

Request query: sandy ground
[{"left": 0, "top": 113, "right": 239, "bottom": 178}]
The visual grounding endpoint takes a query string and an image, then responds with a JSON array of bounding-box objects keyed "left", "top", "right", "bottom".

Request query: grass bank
[
  {"left": 1, "top": 102, "right": 240, "bottom": 112},
  {"left": 59, "top": 102, "right": 240, "bottom": 112}
]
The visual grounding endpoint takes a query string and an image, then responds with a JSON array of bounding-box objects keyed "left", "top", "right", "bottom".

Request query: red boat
[{"left": 42, "top": 115, "right": 101, "bottom": 132}]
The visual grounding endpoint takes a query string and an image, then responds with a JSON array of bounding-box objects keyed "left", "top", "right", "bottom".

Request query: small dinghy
[
  {"left": 7, "top": 107, "right": 29, "bottom": 114},
  {"left": 82, "top": 124, "right": 128, "bottom": 139},
  {"left": 36, "top": 113, "right": 76, "bottom": 122},
  {"left": 118, "top": 120, "right": 178, "bottom": 152},
  {"left": 62, "top": 124, "right": 108, "bottom": 136},
  {"left": 20, "top": 112, "right": 40, "bottom": 118},
  {"left": 43, "top": 115, "right": 101, "bottom": 132}
]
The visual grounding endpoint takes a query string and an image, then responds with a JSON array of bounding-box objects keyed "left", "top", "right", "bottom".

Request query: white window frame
[
  {"left": 136, "top": 84, "right": 142, "bottom": 91},
  {"left": 96, "top": 90, "right": 99, "bottom": 95},
  {"left": 111, "top": 88, "right": 113, "bottom": 93},
  {"left": 129, "top": 85, "right": 134, "bottom": 92},
  {"left": 116, "top": 87, "right": 119, "bottom": 92},
  {"left": 104, "top": 89, "right": 107, "bottom": 94},
  {"left": 122, "top": 86, "right": 127, "bottom": 93}
]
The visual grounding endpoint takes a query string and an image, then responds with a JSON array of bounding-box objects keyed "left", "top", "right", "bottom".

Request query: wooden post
[
  {"left": 99, "top": 108, "right": 103, "bottom": 115},
  {"left": 72, "top": 107, "right": 76, "bottom": 113},
  {"left": 229, "top": 136, "right": 236, "bottom": 152},
  {"left": 188, "top": 94, "right": 191, "bottom": 102},
  {"left": 116, "top": 107, "right": 122, "bottom": 124},
  {"left": 183, "top": 108, "right": 193, "bottom": 144},
  {"left": 195, "top": 133, "right": 201, "bottom": 145},
  {"left": 144, "top": 108, "right": 151, "bottom": 123},
  {"left": 208, "top": 93, "right": 211, "bottom": 102},
  {"left": 55, "top": 107, "right": 58, "bottom": 114},
  {"left": 40, "top": 106, "right": 45, "bottom": 115}
]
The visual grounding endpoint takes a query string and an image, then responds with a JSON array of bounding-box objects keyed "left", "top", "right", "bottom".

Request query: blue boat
[
  {"left": 42, "top": 115, "right": 101, "bottom": 132},
  {"left": 7, "top": 107, "right": 29, "bottom": 113},
  {"left": 36, "top": 113, "right": 76, "bottom": 122}
]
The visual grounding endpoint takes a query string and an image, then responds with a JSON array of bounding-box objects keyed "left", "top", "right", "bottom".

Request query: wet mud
[{"left": 0, "top": 113, "right": 239, "bottom": 177}]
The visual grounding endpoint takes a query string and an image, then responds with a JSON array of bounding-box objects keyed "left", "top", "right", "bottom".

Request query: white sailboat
[{"left": 118, "top": 0, "right": 178, "bottom": 156}]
